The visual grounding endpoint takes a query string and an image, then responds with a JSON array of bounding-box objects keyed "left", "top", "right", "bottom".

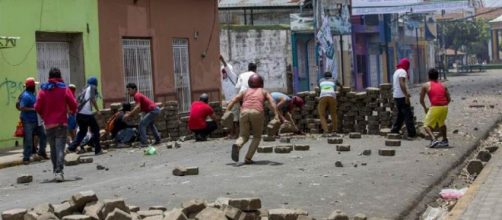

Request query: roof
[
  {"left": 490, "top": 14, "right": 502, "bottom": 23},
  {"left": 475, "top": 7, "right": 502, "bottom": 21},
  {"left": 219, "top": 0, "right": 304, "bottom": 9},
  {"left": 439, "top": 48, "right": 465, "bottom": 56}
]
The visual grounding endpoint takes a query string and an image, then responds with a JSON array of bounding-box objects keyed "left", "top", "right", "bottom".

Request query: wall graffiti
[{"left": 0, "top": 78, "right": 24, "bottom": 106}]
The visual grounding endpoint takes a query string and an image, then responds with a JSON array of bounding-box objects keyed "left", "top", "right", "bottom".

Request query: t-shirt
[
  {"left": 235, "top": 71, "right": 255, "bottom": 93},
  {"left": 271, "top": 92, "right": 291, "bottom": 112},
  {"left": 79, "top": 85, "right": 98, "bottom": 115},
  {"left": 392, "top": 69, "right": 408, "bottom": 98},
  {"left": 319, "top": 78, "right": 336, "bottom": 98},
  {"left": 134, "top": 92, "right": 156, "bottom": 113},
  {"left": 188, "top": 101, "right": 214, "bottom": 130},
  {"left": 220, "top": 64, "right": 238, "bottom": 102},
  {"left": 111, "top": 112, "right": 135, "bottom": 138},
  {"left": 19, "top": 91, "right": 38, "bottom": 123}
]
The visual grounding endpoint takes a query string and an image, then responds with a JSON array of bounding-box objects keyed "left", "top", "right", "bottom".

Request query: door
[
  {"left": 36, "top": 42, "right": 71, "bottom": 84},
  {"left": 122, "top": 39, "right": 154, "bottom": 100},
  {"left": 172, "top": 39, "right": 191, "bottom": 113},
  {"left": 307, "top": 39, "right": 318, "bottom": 90}
]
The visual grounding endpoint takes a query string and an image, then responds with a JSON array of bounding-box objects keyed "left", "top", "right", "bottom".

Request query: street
[{"left": 0, "top": 71, "right": 501, "bottom": 219}]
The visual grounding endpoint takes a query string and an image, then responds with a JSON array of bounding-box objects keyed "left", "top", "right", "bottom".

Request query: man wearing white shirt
[
  {"left": 390, "top": 58, "right": 416, "bottom": 138},
  {"left": 235, "top": 63, "right": 257, "bottom": 93},
  {"left": 220, "top": 55, "right": 239, "bottom": 138}
]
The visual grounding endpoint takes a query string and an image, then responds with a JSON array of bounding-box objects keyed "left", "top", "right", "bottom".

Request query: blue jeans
[
  {"left": 46, "top": 126, "right": 66, "bottom": 174},
  {"left": 22, "top": 121, "right": 47, "bottom": 161},
  {"left": 139, "top": 107, "right": 161, "bottom": 145},
  {"left": 115, "top": 128, "right": 137, "bottom": 144}
]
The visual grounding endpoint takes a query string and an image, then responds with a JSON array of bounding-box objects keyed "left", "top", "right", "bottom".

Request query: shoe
[
  {"left": 22, "top": 160, "right": 30, "bottom": 165},
  {"left": 37, "top": 153, "right": 49, "bottom": 160},
  {"left": 95, "top": 151, "right": 105, "bottom": 156},
  {"left": 153, "top": 140, "right": 161, "bottom": 145},
  {"left": 54, "top": 173, "right": 64, "bottom": 182},
  {"left": 438, "top": 139, "right": 449, "bottom": 147},
  {"left": 429, "top": 140, "right": 440, "bottom": 148},
  {"left": 244, "top": 159, "right": 254, "bottom": 164},
  {"left": 231, "top": 144, "right": 239, "bottom": 162}
]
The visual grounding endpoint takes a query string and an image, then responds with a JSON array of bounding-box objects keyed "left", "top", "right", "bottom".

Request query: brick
[
  {"left": 79, "top": 157, "right": 94, "bottom": 164},
  {"left": 379, "top": 128, "right": 391, "bottom": 136},
  {"left": 268, "top": 208, "right": 308, "bottom": 220},
  {"left": 195, "top": 207, "right": 226, "bottom": 220},
  {"left": 62, "top": 215, "right": 92, "bottom": 220},
  {"left": 72, "top": 190, "right": 98, "bottom": 211},
  {"left": 466, "top": 160, "right": 484, "bottom": 175},
  {"left": 349, "top": 132, "right": 361, "bottom": 139},
  {"left": 485, "top": 146, "right": 498, "bottom": 153},
  {"left": 149, "top": 206, "right": 167, "bottom": 211},
  {"left": 238, "top": 211, "right": 258, "bottom": 220},
  {"left": 100, "top": 198, "right": 130, "bottom": 219},
  {"left": 335, "top": 161, "right": 343, "bottom": 167},
  {"left": 385, "top": 140, "right": 401, "bottom": 147},
  {"left": 1, "top": 208, "right": 27, "bottom": 220},
  {"left": 143, "top": 215, "right": 163, "bottom": 220},
  {"left": 386, "top": 133, "right": 401, "bottom": 139},
  {"left": 294, "top": 145, "right": 310, "bottom": 151},
  {"left": 64, "top": 153, "right": 80, "bottom": 166},
  {"left": 164, "top": 208, "right": 188, "bottom": 220},
  {"left": 279, "top": 137, "right": 291, "bottom": 143},
  {"left": 104, "top": 208, "right": 132, "bottom": 220},
  {"left": 17, "top": 174, "right": 32, "bottom": 184},
  {"left": 274, "top": 146, "right": 293, "bottom": 154},
  {"left": 297, "top": 216, "right": 314, "bottom": 220},
  {"left": 327, "top": 210, "right": 349, "bottom": 220},
  {"left": 354, "top": 213, "right": 367, "bottom": 220},
  {"left": 477, "top": 150, "right": 492, "bottom": 162},
  {"left": 185, "top": 167, "right": 199, "bottom": 175},
  {"left": 33, "top": 203, "right": 53, "bottom": 215},
  {"left": 361, "top": 150, "right": 371, "bottom": 156},
  {"left": 327, "top": 138, "right": 343, "bottom": 144},
  {"left": 128, "top": 205, "right": 140, "bottom": 212},
  {"left": 336, "top": 145, "right": 350, "bottom": 152},
  {"left": 221, "top": 111, "right": 234, "bottom": 128},
  {"left": 262, "top": 135, "right": 276, "bottom": 142},
  {"left": 137, "top": 210, "right": 163, "bottom": 219},
  {"left": 378, "top": 149, "right": 396, "bottom": 156},
  {"left": 173, "top": 167, "right": 187, "bottom": 176},
  {"left": 224, "top": 206, "right": 242, "bottom": 220},
  {"left": 23, "top": 211, "right": 39, "bottom": 220},
  {"left": 257, "top": 146, "right": 274, "bottom": 153},
  {"left": 181, "top": 199, "right": 206, "bottom": 217},
  {"left": 228, "top": 198, "right": 261, "bottom": 211}
]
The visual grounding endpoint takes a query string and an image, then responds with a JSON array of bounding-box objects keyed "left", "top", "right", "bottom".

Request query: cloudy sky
[{"left": 484, "top": 0, "right": 502, "bottom": 7}]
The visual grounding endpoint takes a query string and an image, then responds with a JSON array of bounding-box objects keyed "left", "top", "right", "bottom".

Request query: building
[
  {"left": 0, "top": 0, "right": 101, "bottom": 148},
  {"left": 98, "top": 0, "right": 220, "bottom": 112}
]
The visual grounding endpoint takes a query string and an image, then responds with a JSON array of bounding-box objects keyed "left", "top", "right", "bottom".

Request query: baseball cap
[{"left": 25, "top": 77, "right": 39, "bottom": 87}]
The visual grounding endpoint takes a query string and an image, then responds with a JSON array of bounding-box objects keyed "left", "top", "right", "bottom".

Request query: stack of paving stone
[
  {"left": 161, "top": 101, "right": 181, "bottom": 139},
  {"left": 337, "top": 87, "right": 355, "bottom": 133},
  {"left": 296, "top": 91, "right": 320, "bottom": 133},
  {"left": 379, "top": 83, "right": 394, "bottom": 129},
  {"left": 209, "top": 101, "right": 225, "bottom": 138},
  {"left": 179, "top": 116, "right": 190, "bottom": 137},
  {"left": 366, "top": 87, "right": 381, "bottom": 135},
  {"left": 354, "top": 92, "right": 368, "bottom": 134}
]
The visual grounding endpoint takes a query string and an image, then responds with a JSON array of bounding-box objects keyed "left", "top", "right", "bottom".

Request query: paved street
[{"left": 0, "top": 71, "right": 501, "bottom": 219}]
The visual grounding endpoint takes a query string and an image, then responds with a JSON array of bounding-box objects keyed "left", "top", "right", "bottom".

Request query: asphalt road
[{"left": 0, "top": 71, "right": 501, "bottom": 219}]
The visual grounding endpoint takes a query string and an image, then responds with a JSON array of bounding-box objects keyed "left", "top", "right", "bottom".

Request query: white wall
[{"left": 220, "top": 28, "right": 292, "bottom": 92}]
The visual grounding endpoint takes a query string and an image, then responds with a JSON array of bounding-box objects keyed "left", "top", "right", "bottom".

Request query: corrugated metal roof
[{"left": 219, "top": 0, "right": 304, "bottom": 8}]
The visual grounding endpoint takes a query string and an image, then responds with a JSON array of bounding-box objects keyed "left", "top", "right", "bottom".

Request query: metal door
[
  {"left": 307, "top": 39, "right": 317, "bottom": 90},
  {"left": 36, "top": 42, "right": 71, "bottom": 84},
  {"left": 172, "top": 39, "right": 191, "bottom": 113},
  {"left": 122, "top": 39, "right": 154, "bottom": 100}
]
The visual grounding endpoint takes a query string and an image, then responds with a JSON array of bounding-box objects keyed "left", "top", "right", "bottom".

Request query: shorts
[
  {"left": 423, "top": 106, "right": 448, "bottom": 129},
  {"left": 67, "top": 115, "right": 77, "bottom": 131}
]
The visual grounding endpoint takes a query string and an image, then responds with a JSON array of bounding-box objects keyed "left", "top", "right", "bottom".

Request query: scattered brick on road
[
  {"left": 294, "top": 145, "right": 310, "bottom": 151},
  {"left": 385, "top": 140, "right": 401, "bottom": 147},
  {"left": 228, "top": 198, "right": 261, "bottom": 211},
  {"left": 262, "top": 135, "right": 276, "bottom": 142},
  {"left": 274, "top": 145, "right": 293, "bottom": 154},
  {"left": 1, "top": 208, "right": 27, "bottom": 220},
  {"left": 257, "top": 146, "right": 273, "bottom": 153},
  {"left": 181, "top": 199, "right": 206, "bottom": 217},
  {"left": 16, "top": 174, "right": 32, "bottom": 184},
  {"left": 336, "top": 145, "right": 350, "bottom": 152},
  {"left": 353, "top": 213, "right": 368, "bottom": 220},
  {"left": 137, "top": 210, "right": 163, "bottom": 219},
  {"left": 64, "top": 153, "right": 80, "bottom": 166},
  {"left": 104, "top": 208, "right": 131, "bottom": 220},
  {"left": 79, "top": 157, "right": 93, "bottom": 164},
  {"left": 378, "top": 149, "right": 396, "bottom": 156},
  {"left": 327, "top": 138, "right": 343, "bottom": 144},
  {"left": 268, "top": 208, "right": 308, "bottom": 220},
  {"left": 62, "top": 214, "right": 92, "bottom": 220},
  {"left": 360, "top": 150, "right": 371, "bottom": 156},
  {"left": 72, "top": 190, "right": 98, "bottom": 211},
  {"left": 83, "top": 201, "right": 104, "bottom": 220},
  {"left": 195, "top": 207, "right": 226, "bottom": 220},
  {"left": 466, "top": 160, "right": 484, "bottom": 175},
  {"left": 335, "top": 161, "right": 343, "bottom": 167},
  {"left": 164, "top": 208, "right": 188, "bottom": 220},
  {"left": 327, "top": 210, "right": 349, "bottom": 220},
  {"left": 386, "top": 133, "right": 402, "bottom": 139},
  {"left": 349, "top": 132, "right": 362, "bottom": 139},
  {"left": 279, "top": 137, "right": 291, "bottom": 143}
]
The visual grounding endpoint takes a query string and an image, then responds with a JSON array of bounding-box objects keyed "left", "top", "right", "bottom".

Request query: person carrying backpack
[{"left": 67, "top": 76, "right": 103, "bottom": 155}]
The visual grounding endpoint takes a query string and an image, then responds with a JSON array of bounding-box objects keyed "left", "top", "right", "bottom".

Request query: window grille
[
  {"left": 122, "top": 39, "right": 154, "bottom": 100},
  {"left": 172, "top": 39, "right": 192, "bottom": 112},
  {"left": 36, "top": 42, "right": 71, "bottom": 84}
]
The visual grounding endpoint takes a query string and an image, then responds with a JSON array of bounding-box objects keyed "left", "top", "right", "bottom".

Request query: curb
[{"left": 0, "top": 159, "right": 24, "bottom": 169}]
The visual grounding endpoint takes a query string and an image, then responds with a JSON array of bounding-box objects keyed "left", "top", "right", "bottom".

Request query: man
[
  {"left": 35, "top": 68, "right": 77, "bottom": 182},
  {"left": 390, "top": 58, "right": 417, "bottom": 138},
  {"left": 124, "top": 83, "right": 161, "bottom": 147},
  {"left": 19, "top": 77, "right": 47, "bottom": 164},
  {"left": 270, "top": 92, "right": 304, "bottom": 135},
  {"left": 226, "top": 74, "right": 279, "bottom": 164},
  {"left": 68, "top": 77, "right": 102, "bottom": 155},
  {"left": 220, "top": 55, "right": 239, "bottom": 138},
  {"left": 420, "top": 68, "right": 451, "bottom": 148},
  {"left": 318, "top": 72, "right": 343, "bottom": 134},
  {"left": 67, "top": 84, "right": 77, "bottom": 144},
  {"left": 110, "top": 103, "right": 137, "bottom": 145},
  {"left": 188, "top": 93, "right": 218, "bottom": 141},
  {"left": 235, "top": 63, "right": 257, "bottom": 93}
]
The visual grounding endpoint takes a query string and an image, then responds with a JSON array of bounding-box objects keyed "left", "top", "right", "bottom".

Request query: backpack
[
  {"left": 76, "top": 86, "right": 92, "bottom": 112},
  {"left": 105, "top": 112, "right": 121, "bottom": 133}
]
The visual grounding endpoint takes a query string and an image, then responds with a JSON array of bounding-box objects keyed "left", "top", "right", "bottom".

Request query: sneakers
[
  {"left": 429, "top": 140, "right": 440, "bottom": 148},
  {"left": 54, "top": 173, "right": 64, "bottom": 182},
  {"left": 438, "top": 139, "right": 449, "bottom": 147},
  {"left": 231, "top": 144, "right": 239, "bottom": 162},
  {"left": 244, "top": 159, "right": 254, "bottom": 164}
]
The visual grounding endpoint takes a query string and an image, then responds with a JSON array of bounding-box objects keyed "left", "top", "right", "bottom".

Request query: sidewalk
[{"left": 0, "top": 148, "right": 27, "bottom": 169}]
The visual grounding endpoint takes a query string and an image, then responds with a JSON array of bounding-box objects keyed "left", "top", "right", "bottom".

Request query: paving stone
[
  {"left": 335, "top": 161, "right": 343, "bottom": 167},
  {"left": 379, "top": 128, "right": 391, "bottom": 136},
  {"left": 173, "top": 167, "right": 187, "bottom": 176},
  {"left": 378, "top": 149, "right": 396, "bottom": 156},
  {"left": 297, "top": 215, "right": 314, "bottom": 220},
  {"left": 349, "top": 132, "right": 361, "bottom": 139},
  {"left": 194, "top": 207, "right": 226, "bottom": 220},
  {"left": 336, "top": 144, "right": 350, "bottom": 152},
  {"left": 143, "top": 215, "right": 163, "bottom": 220},
  {"left": 23, "top": 211, "right": 39, "bottom": 220},
  {"left": 361, "top": 150, "right": 371, "bottom": 156},
  {"left": 485, "top": 146, "right": 499, "bottom": 153},
  {"left": 149, "top": 206, "right": 167, "bottom": 211},
  {"left": 221, "top": 111, "right": 234, "bottom": 128},
  {"left": 83, "top": 201, "right": 104, "bottom": 220},
  {"left": 33, "top": 203, "right": 53, "bottom": 215},
  {"left": 274, "top": 146, "right": 293, "bottom": 154},
  {"left": 386, "top": 133, "right": 401, "bottom": 139},
  {"left": 164, "top": 208, "right": 188, "bottom": 220},
  {"left": 72, "top": 190, "right": 98, "bottom": 211},
  {"left": 181, "top": 199, "right": 206, "bottom": 217},
  {"left": 96, "top": 164, "right": 106, "bottom": 170},
  {"left": 79, "top": 157, "right": 93, "bottom": 164},
  {"left": 62, "top": 214, "right": 92, "bottom": 220},
  {"left": 128, "top": 205, "right": 140, "bottom": 212},
  {"left": 1, "top": 208, "right": 27, "bottom": 220},
  {"left": 224, "top": 205, "right": 242, "bottom": 220},
  {"left": 268, "top": 208, "right": 308, "bottom": 220},
  {"left": 104, "top": 208, "right": 132, "bottom": 220},
  {"left": 477, "top": 150, "right": 492, "bottom": 162},
  {"left": 257, "top": 146, "right": 274, "bottom": 153},
  {"left": 228, "top": 198, "right": 261, "bottom": 211},
  {"left": 51, "top": 201, "right": 74, "bottom": 218},
  {"left": 327, "top": 138, "right": 343, "bottom": 144},
  {"left": 354, "top": 213, "right": 367, "bottom": 220},
  {"left": 327, "top": 210, "right": 349, "bottom": 220},
  {"left": 466, "top": 160, "right": 484, "bottom": 175},
  {"left": 239, "top": 211, "right": 258, "bottom": 220},
  {"left": 137, "top": 210, "right": 163, "bottom": 219},
  {"left": 279, "top": 137, "right": 291, "bottom": 143},
  {"left": 17, "top": 174, "right": 33, "bottom": 184},
  {"left": 101, "top": 198, "right": 130, "bottom": 219},
  {"left": 64, "top": 153, "right": 80, "bottom": 166},
  {"left": 262, "top": 135, "right": 276, "bottom": 142},
  {"left": 294, "top": 145, "right": 310, "bottom": 151},
  {"left": 385, "top": 140, "right": 401, "bottom": 147},
  {"left": 185, "top": 167, "right": 199, "bottom": 175}
]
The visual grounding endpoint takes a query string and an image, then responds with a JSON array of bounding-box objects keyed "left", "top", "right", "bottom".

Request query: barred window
[{"left": 122, "top": 39, "right": 154, "bottom": 100}]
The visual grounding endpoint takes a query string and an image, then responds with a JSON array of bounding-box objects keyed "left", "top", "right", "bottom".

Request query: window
[
  {"left": 122, "top": 39, "right": 154, "bottom": 100},
  {"left": 172, "top": 38, "right": 191, "bottom": 112},
  {"left": 36, "top": 42, "right": 71, "bottom": 84}
]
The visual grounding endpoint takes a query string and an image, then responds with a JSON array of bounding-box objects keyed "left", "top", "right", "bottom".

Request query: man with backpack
[
  {"left": 104, "top": 102, "right": 137, "bottom": 145},
  {"left": 18, "top": 77, "right": 47, "bottom": 164},
  {"left": 67, "top": 76, "right": 103, "bottom": 155}
]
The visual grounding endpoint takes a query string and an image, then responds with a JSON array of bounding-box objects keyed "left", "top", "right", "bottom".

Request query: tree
[{"left": 441, "top": 19, "right": 490, "bottom": 63}]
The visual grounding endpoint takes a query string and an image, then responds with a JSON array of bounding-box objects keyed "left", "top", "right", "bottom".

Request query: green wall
[{"left": 0, "top": 0, "right": 100, "bottom": 148}]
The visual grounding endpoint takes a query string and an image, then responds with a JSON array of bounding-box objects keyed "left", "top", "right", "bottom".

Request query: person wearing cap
[
  {"left": 188, "top": 93, "right": 218, "bottom": 142},
  {"left": 390, "top": 58, "right": 417, "bottom": 139},
  {"left": 68, "top": 76, "right": 103, "bottom": 155},
  {"left": 270, "top": 92, "right": 304, "bottom": 135},
  {"left": 19, "top": 77, "right": 47, "bottom": 164},
  {"left": 318, "top": 71, "right": 343, "bottom": 134},
  {"left": 35, "top": 68, "right": 77, "bottom": 182},
  {"left": 67, "top": 84, "right": 77, "bottom": 144}
]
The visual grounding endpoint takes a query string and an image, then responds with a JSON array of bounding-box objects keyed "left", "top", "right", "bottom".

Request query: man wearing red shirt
[
  {"left": 188, "top": 93, "right": 218, "bottom": 141},
  {"left": 124, "top": 83, "right": 161, "bottom": 147},
  {"left": 35, "top": 68, "right": 77, "bottom": 182}
]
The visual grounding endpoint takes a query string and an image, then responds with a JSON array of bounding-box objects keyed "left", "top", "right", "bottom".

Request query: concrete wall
[
  {"left": 220, "top": 28, "right": 291, "bottom": 92},
  {"left": 0, "top": 0, "right": 101, "bottom": 148}
]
